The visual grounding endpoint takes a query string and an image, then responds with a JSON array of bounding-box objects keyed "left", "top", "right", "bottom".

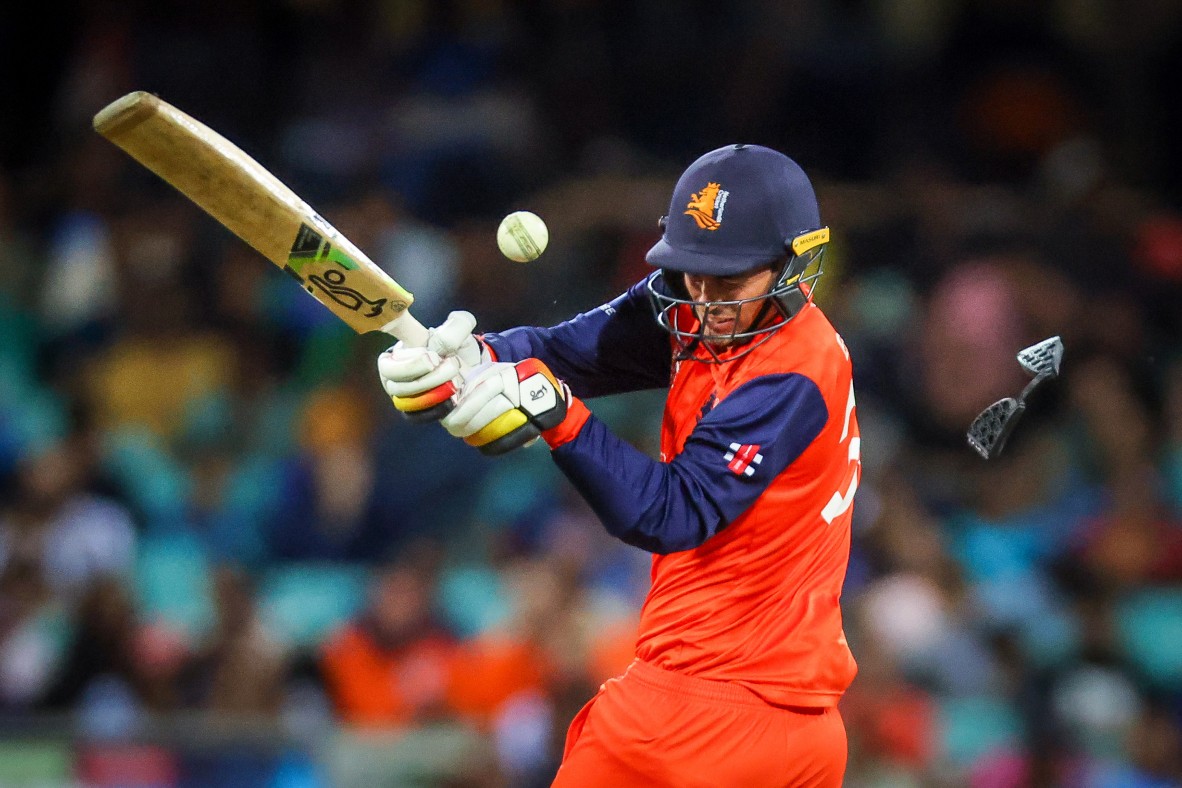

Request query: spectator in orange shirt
[{"left": 319, "top": 547, "right": 455, "bottom": 727}]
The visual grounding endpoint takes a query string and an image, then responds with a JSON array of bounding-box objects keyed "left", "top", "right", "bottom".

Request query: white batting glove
[
  {"left": 441, "top": 359, "right": 570, "bottom": 455},
  {"left": 377, "top": 310, "right": 490, "bottom": 422}
]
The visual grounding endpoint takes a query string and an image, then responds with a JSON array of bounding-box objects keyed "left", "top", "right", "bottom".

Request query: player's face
[{"left": 683, "top": 267, "right": 776, "bottom": 343}]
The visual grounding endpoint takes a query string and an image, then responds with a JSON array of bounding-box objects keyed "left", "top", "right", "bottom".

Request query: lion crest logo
[{"left": 684, "top": 182, "right": 729, "bottom": 231}]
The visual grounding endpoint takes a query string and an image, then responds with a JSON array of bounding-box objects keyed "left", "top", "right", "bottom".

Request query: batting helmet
[{"left": 645, "top": 144, "right": 830, "bottom": 360}]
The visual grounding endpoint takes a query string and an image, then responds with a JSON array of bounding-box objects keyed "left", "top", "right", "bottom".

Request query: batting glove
[
  {"left": 377, "top": 310, "right": 490, "bottom": 422},
  {"left": 441, "top": 359, "right": 590, "bottom": 455}
]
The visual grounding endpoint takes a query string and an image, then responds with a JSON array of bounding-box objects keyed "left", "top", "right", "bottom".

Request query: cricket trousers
[{"left": 551, "top": 659, "right": 846, "bottom": 787}]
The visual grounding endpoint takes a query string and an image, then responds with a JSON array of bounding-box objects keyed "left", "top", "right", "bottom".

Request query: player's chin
[{"left": 702, "top": 330, "right": 741, "bottom": 346}]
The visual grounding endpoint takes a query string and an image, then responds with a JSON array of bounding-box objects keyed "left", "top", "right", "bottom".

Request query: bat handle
[{"left": 383, "top": 311, "right": 430, "bottom": 347}]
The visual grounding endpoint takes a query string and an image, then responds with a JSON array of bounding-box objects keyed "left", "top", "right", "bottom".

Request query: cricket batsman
[{"left": 378, "top": 144, "right": 860, "bottom": 786}]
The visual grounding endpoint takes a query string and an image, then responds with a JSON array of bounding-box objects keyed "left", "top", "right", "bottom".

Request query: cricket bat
[{"left": 93, "top": 90, "right": 430, "bottom": 346}]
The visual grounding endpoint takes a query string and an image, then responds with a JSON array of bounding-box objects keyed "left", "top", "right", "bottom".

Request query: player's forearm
[{"left": 549, "top": 415, "right": 728, "bottom": 554}]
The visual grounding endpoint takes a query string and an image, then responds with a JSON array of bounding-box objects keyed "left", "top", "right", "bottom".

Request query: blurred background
[{"left": 1, "top": 0, "right": 1181, "bottom": 786}]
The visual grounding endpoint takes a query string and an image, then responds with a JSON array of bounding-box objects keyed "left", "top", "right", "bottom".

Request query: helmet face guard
[{"left": 646, "top": 240, "right": 826, "bottom": 363}]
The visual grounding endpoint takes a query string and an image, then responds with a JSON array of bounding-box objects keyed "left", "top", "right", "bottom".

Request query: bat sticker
[
  {"left": 306, "top": 269, "right": 387, "bottom": 317},
  {"left": 288, "top": 224, "right": 359, "bottom": 272},
  {"left": 289, "top": 223, "right": 325, "bottom": 267},
  {"left": 286, "top": 222, "right": 395, "bottom": 316}
]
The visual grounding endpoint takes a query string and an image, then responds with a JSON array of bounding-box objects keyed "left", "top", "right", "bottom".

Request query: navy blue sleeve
[
  {"left": 550, "top": 373, "right": 829, "bottom": 554},
  {"left": 481, "top": 277, "right": 672, "bottom": 398}
]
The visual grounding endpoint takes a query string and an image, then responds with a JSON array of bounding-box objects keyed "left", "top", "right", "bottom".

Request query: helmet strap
[{"left": 771, "top": 251, "right": 816, "bottom": 320}]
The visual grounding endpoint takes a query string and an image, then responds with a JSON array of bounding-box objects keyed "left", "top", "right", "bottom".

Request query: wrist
[{"left": 542, "top": 392, "right": 591, "bottom": 449}]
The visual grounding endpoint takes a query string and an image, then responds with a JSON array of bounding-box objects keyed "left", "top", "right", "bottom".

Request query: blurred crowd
[{"left": 2, "top": 0, "right": 1182, "bottom": 786}]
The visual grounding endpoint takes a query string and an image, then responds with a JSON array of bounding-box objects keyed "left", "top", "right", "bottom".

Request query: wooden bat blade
[{"left": 94, "top": 91, "right": 426, "bottom": 343}]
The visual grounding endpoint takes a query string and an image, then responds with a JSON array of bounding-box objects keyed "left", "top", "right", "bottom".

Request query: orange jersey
[
  {"left": 485, "top": 280, "right": 860, "bottom": 707},
  {"left": 636, "top": 300, "right": 859, "bottom": 706}
]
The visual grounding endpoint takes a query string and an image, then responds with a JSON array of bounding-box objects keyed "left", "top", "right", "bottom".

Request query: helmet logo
[{"left": 684, "top": 182, "right": 730, "bottom": 231}]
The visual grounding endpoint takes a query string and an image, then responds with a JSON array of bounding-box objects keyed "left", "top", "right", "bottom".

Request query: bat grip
[{"left": 384, "top": 312, "right": 431, "bottom": 347}]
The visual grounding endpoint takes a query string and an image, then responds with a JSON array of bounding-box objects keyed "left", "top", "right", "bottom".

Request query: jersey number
[{"left": 821, "top": 381, "right": 859, "bottom": 524}]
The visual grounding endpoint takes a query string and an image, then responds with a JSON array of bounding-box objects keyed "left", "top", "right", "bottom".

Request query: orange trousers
[{"left": 552, "top": 660, "right": 846, "bottom": 788}]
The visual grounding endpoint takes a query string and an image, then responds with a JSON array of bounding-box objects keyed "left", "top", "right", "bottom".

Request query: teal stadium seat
[
  {"left": 437, "top": 563, "right": 510, "bottom": 638},
  {"left": 1115, "top": 588, "right": 1182, "bottom": 689},
  {"left": 1, "top": 388, "right": 68, "bottom": 461},
  {"left": 257, "top": 564, "right": 371, "bottom": 651},
  {"left": 937, "top": 695, "right": 1024, "bottom": 770},
  {"left": 134, "top": 532, "right": 215, "bottom": 639},
  {"left": 0, "top": 298, "right": 68, "bottom": 459},
  {"left": 0, "top": 295, "right": 37, "bottom": 391},
  {"left": 103, "top": 428, "right": 191, "bottom": 528}
]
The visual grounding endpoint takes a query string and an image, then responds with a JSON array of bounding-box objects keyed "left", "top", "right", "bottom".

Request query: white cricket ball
[{"left": 497, "top": 210, "right": 548, "bottom": 262}]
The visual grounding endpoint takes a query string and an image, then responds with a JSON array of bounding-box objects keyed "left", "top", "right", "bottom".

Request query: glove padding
[
  {"left": 442, "top": 359, "right": 569, "bottom": 455},
  {"left": 377, "top": 310, "right": 489, "bottom": 422}
]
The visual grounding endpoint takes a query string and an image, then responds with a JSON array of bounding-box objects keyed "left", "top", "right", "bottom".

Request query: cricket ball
[{"left": 497, "top": 211, "right": 549, "bottom": 262}]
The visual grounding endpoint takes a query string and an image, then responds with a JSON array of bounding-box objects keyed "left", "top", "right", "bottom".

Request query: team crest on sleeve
[
  {"left": 724, "top": 442, "right": 762, "bottom": 476},
  {"left": 685, "top": 182, "right": 729, "bottom": 230}
]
